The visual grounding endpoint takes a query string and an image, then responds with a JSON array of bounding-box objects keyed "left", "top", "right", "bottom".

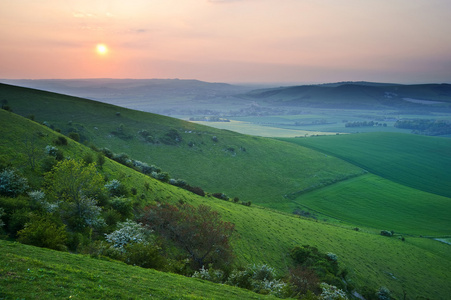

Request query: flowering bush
[
  {"left": 45, "top": 145, "right": 59, "bottom": 156},
  {"left": 0, "top": 168, "right": 29, "bottom": 197},
  {"left": 319, "top": 283, "right": 348, "bottom": 300},
  {"left": 192, "top": 266, "right": 225, "bottom": 283},
  {"left": 105, "top": 219, "right": 148, "bottom": 252}
]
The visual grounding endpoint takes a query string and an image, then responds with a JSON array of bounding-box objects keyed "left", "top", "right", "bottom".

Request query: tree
[
  {"left": 44, "top": 159, "right": 106, "bottom": 230},
  {"left": 140, "top": 203, "right": 235, "bottom": 269}
]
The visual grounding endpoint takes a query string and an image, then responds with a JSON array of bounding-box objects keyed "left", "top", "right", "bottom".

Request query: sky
[{"left": 1, "top": 0, "right": 451, "bottom": 84}]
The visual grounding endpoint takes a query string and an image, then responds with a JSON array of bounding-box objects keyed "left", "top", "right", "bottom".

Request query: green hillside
[
  {"left": 0, "top": 83, "right": 364, "bottom": 211},
  {"left": 0, "top": 240, "right": 276, "bottom": 300},
  {"left": 2, "top": 97, "right": 451, "bottom": 299}
]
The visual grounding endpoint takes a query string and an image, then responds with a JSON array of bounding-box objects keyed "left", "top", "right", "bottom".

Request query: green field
[
  {"left": 281, "top": 132, "right": 451, "bottom": 198},
  {"left": 290, "top": 173, "right": 451, "bottom": 236}
]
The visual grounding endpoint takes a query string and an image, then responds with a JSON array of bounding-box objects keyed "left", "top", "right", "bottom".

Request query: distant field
[
  {"left": 291, "top": 173, "right": 451, "bottom": 236},
  {"left": 191, "top": 119, "right": 336, "bottom": 137},
  {"left": 281, "top": 132, "right": 451, "bottom": 198}
]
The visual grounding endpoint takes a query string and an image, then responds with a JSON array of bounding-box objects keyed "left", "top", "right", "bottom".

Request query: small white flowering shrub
[
  {"left": 0, "top": 168, "right": 29, "bottom": 197},
  {"left": 105, "top": 219, "right": 148, "bottom": 252},
  {"left": 319, "top": 283, "right": 348, "bottom": 300},
  {"left": 45, "top": 145, "right": 59, "bottom": 156},
  {"left": 192, "top": 266, "right": 224, "bottom": 283}
]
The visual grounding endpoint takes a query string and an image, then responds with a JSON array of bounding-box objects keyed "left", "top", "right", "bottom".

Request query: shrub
[
  {"left": 380, "top": 230, "right": 393, "bottom": 237},
  {"left": 123, "top": 242, "right": 165, "bottom": 270},
  {"left": 109, "top": 197, "right": 133, "bottom": 219},
  {"left": 112, "top": 153, "right": 133, "bottom": 167},
  {"left": 100, "top": 148, "right": 114, "bottom": 158},
  {"left": 192, "top": 266, "right": 225, "bottom": 283},
  {"left": 17, "top": 215, "right": 68, "bottom": 251},
  {"left": 54, "top": 136, "right": 68, "bottom": 146},
  {"left": 0, "top": 168, "right": 29, "bottom": 197},
  {"left": 83, "top": 152, "right": 94, "bottom": 165},
  {"left": 68, "top": 132, "right": 80, "bottom": 142},
  {"left": 0, "top": 208, "right": 4, "bottom": 229},
  {"left": 105, "top": 179, "right": 129, "bottom": 197},
  {"left": 105, "top": 219, "right": 148, "bottom": 251},
  {"left": 151, "top": 171, "right": 170, "bottom": 183},
  {"left": 185, "top": 185, "right": 205, "bottom": 196},
  {"left": 319, "top": 283, "right": 348, "bottom": 299},
  {"left": 376, "top": 287, "right": 391, "bottom": 300}
]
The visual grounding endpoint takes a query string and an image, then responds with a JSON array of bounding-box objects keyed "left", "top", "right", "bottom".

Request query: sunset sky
[{"left": 1, "top": 0, "right": 451, "bottom": 84}]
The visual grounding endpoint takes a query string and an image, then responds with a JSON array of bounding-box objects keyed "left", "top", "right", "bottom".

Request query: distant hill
[
  {"left": 3, "top": 79, "right": 451, "bottom": 116},
  {"left": 242, "top": 82, "right": 451, "bottom": 110}
]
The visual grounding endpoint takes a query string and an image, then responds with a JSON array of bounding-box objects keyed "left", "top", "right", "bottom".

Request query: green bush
[
  {"left": 109, "top": 197, "right": 133, "bottom": 219},
  {"left": 18, "top": 215, "right": 68, "bottom": 251},
  {"left": 123, "top": 242, "right": 165, "bottom": 270}
]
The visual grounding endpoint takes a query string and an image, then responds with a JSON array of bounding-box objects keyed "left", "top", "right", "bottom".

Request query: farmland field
[
  {"left": 280, "top": 132, "right": 451, "bottom": 198},
  {"left": 289, "top": 173, "right": 451, "bottom": 237}
]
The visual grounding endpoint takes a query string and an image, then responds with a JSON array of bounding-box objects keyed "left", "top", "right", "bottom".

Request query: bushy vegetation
[{"left": 395, "top": 119, "right": 451, "bottom": 135}]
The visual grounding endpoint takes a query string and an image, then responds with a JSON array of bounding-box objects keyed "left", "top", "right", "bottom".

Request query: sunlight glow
[{"left": 96, "top": 44, "right": 108, "bottom": 55}]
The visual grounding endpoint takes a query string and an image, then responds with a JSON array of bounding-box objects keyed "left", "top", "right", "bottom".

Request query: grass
[
  {"left": 290, "top": 173, "right": 451, "bottom": 236},
  {"left": 281, "top": 132, "right": 451, "bottom": 198},
  {"left": 0, "top": 240, "right": 278, "bottom": 300}
]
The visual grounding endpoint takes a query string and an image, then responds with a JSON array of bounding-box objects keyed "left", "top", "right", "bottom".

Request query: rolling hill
[
  {"left": 242, "top": 82, "right": 451, "bottom": 110},
  {"left": 2, "top": 85, "right": 451, "bottom": 298},
  {"left": 0, "top": 83, "right": 364, "bottom": 210}
]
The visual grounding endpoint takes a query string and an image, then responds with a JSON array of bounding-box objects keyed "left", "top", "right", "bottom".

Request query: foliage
[
  {"left": 287, "top": 266, "right": 321, "bottom": 297},
  {"left": 290, "top": 246, "right": 343, "bottom": 290},
  {"left": 17, "top": 215, "right": 68, "bottom": 251},
  {"left": 395, "top": 119, "right": 451, "bottom": 136},
  {"left": 0, "top": 207, "right": 4, "bottom": 229},
  {"left": 109, "top": 197, "right": 133, "bottom": 219},
  {"left": 319, "top": 283, "right": 348, "bottom": 300},
  {"left": 105, "top": 219, "right": 148, "bottom": 252},
  {"left": 192, "top": 266, "right": 225, "bottom": 283},
  {"left": 62, "top": 196, "right": 105, "bottom": 230},
  {"left": 376, "top": 287, "right": 392, "bottom": 300},
  {"left": 0, "top": 168, "right": 29, "bottom": 197},
  {"left": 105, "top": 179, "right": 129, "bottom": 197},
  {"left": 122, "top": 242, "right": 165, "bottom": 270},
  {"left": 140, "top": 203, "right": 235, "bottom": 269},
  {"left": 44, "top": 159, "right": 106, "bottom": 230},
  {"left": 380, "top": 230, "right": 393, "bottom": 237},
  {"left": 226, "top": 264, "right": 286, "bottom": 297}
]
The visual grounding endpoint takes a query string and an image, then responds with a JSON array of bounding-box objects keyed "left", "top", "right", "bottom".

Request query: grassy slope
[
  {"left": 0, "top": 240, "right": 276, "bottom": 300},
  {"left": 0, "top": 83, "right": 363, "bottom": 210},
  {"left": 2, "top": 110, "right": 451, "bottom": 299}
]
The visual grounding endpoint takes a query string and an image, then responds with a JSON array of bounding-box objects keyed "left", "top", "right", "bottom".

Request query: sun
[{"left": 96, "top": 44, "right": 108, "bottom": 55}]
